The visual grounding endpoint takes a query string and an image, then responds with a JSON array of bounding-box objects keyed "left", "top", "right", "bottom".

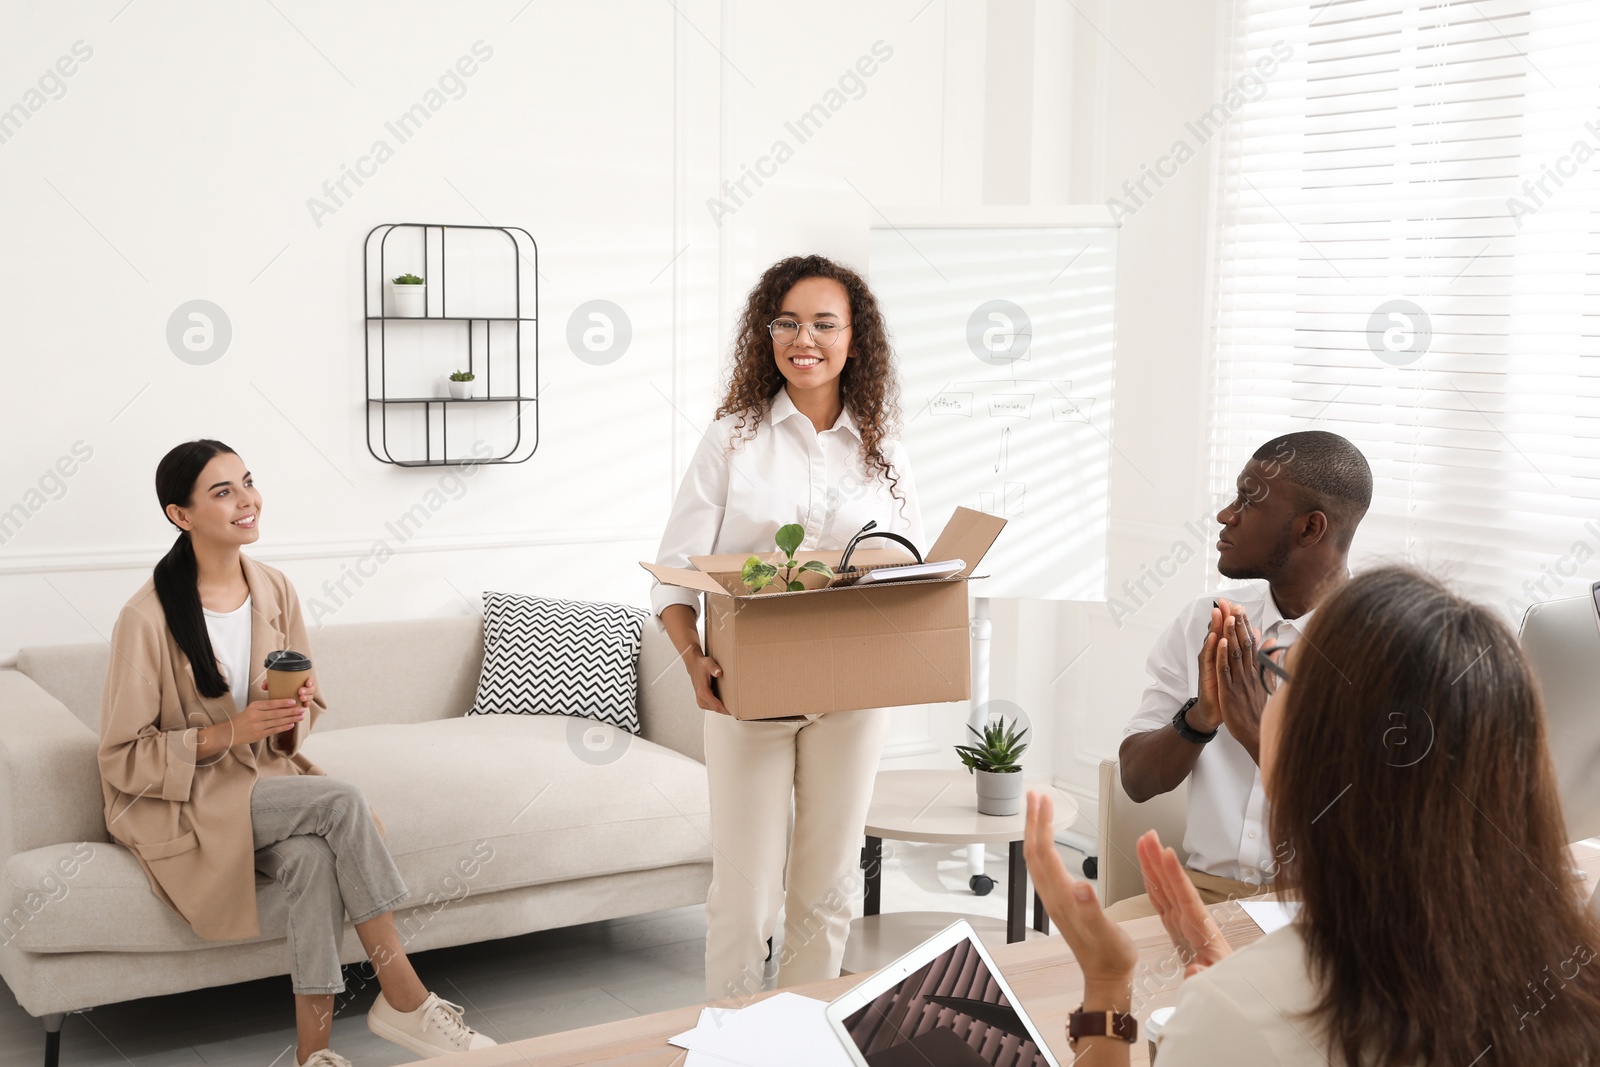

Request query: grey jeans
[{"left": 251, "top": 775, "right": 408, "bottom": 995}]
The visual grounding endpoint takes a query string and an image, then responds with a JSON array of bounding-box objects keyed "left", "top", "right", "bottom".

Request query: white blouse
[
  {"left": 1156, "top": 924, "right": 1342, "bottom": 1066},
  {"left": 651, "top": 388, "right": 926, "bottom": 619}
]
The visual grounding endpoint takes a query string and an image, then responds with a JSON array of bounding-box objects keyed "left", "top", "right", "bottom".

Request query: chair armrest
[
  {"left": 635, "top": 627, "right": 705, "bottom": 764},
  {"left": 0, "top": 671, "right": 107, "bottom": 865}
]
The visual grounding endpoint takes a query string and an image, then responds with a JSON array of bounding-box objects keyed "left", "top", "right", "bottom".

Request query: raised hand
[
  {"left": 1214, "top": 599, "right": 1267, "bottom": 761},
  {"left": 1024, "top": 791, "right": 1137, "bottom": 985},
  {"left": 1136, "top": 829, "right": 1232, "bottom": 977}
]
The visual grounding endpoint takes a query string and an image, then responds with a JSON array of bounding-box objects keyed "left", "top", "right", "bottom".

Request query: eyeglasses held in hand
[
  {"left": 1256, "top": 644, "right": 1290, "bottom": 694},
  {"left": 768, "top": 318, "right": 850, "bottom": 348}
]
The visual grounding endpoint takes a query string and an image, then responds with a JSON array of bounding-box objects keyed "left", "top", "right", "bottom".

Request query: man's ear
[{"left": 1298, "top": 510, "right": 1329, "bottom": 547}]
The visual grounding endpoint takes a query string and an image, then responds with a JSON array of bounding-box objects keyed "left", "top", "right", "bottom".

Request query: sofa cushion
[
  {"left": 6, "top": 716, "right": 710, "bottom": 954},
  {"left": 470, "top": 593, "right": 647, "bottom": 734},
  {"left": 307, "top": 716, "right": 709, "bottom": 898}
]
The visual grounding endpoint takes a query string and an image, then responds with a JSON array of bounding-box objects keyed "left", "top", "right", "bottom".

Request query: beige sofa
[{"left": 0, "top": 613, "right": 711, "bottom": 1065}]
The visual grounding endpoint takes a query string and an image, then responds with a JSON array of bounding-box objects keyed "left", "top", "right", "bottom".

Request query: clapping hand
[
  {"left": 1025, "top": 792, "right": 1234, "bottom": 1019},
  {"left": 1213, "top": 598, "right": 1269, "bottom": 762},
  {"left": 1024, "top": 792, "right": 1138, "bottom": 987},
  {"left": 1137, "top": 829, "right": 1232, "bottom": 977}
]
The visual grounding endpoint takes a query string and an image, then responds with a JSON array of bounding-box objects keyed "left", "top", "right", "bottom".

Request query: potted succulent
[
  {"left": 447, "top": 370, "right": 476, "bottom": 399},
  {"left": 390, "top": 272, "right": 426, "bottom": 317},
  {"left": 741, "top": 524, "right": 834, "bottom": 592},
  {"left": 955, "top": 717, "right": 1029, "bottom": 816}
]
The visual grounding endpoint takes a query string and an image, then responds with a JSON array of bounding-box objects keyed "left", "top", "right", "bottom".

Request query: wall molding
[{"left": 0, "top": 527, "right": 661, "bottom": 577}]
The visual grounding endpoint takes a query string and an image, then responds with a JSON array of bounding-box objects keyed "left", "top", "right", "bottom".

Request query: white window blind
[{"left": 1209, "top": 0, "right": 1600, "bottom": 621}]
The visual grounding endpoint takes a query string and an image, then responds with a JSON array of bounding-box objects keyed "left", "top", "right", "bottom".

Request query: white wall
[
  {"left": 1043, "top": 0, "right": 1229, "bottom": 829},
  {"left": 0, "top": 1, "right": 1227, "bottom": 822}
]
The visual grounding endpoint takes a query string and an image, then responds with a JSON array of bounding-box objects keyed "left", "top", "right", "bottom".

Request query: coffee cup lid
[{"left": 264, "top": 649, "right": 312, "bottom": 672}]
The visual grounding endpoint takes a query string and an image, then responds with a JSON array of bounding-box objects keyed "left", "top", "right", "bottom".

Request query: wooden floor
[{"left": 0, "top": 839, "right": 1047, "bottom": 1067}]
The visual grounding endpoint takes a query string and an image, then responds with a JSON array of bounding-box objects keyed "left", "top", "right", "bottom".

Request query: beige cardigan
[{"left": 98, "top": 555, "right": 327, "bottom": 942}]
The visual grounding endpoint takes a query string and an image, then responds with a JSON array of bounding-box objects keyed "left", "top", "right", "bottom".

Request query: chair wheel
[
  {"left": 1082, "top": 856, "right": 1098, "bottom": 879},
  {"left": 969, "top": 874, "right": 996, "bottom": 896}
]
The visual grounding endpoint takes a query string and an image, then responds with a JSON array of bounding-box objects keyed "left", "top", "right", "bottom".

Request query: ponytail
[
  {"left": 152, "top": 439, "right": 236, "bottom": 699},
  {"left": 152, "top": 530, "right": 228, "bottom": 698}
]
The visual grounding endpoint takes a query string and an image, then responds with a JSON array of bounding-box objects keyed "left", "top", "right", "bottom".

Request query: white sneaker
[
  {"left": 367, "top": 991, "right": 497, "bottom": 1057},
  {"left": 297, "top": 1050, "right": 354, "bottom": 1067}
]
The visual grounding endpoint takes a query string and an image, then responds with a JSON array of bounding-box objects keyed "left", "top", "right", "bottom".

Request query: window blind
[{"left": 1208, "top": 0, "right": 1600, "bottom": 621}]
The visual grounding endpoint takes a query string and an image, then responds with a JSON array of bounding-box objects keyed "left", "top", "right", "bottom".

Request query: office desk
[{"left": 407, "top": 841, "right": 1600, "bottom": 1066}]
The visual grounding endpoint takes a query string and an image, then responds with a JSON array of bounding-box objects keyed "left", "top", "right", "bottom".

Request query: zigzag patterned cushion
[{"left": 469, "top": 592, "right": 647, "bottom": 733}]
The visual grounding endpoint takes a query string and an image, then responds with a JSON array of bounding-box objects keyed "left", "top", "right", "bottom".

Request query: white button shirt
[
  {"left": 1124, "top": 579, "right": 1311, "bottom": 883},
  {"left": 651, "top": 389, "right": 926, "bottom": 619}
]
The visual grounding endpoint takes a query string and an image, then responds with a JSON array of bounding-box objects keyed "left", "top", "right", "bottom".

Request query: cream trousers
[{"left": 703, "top": 706, "right": 889, "bottom": 1001}]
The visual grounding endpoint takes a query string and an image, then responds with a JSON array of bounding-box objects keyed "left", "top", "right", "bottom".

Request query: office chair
[
  {"left": 1518, "top": 584, "right": 1600, "bottom": 844},
  {"left": 1096, "top": 759, "right": 1189, "bottom": 909}
]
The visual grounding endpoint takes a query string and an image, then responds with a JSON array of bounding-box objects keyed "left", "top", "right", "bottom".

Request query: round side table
[{"left": 844, "top": 769, "right": 1079, "bottom": 974}]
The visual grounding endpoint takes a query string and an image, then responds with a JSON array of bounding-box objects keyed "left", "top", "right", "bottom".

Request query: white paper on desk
[
  {"left": 667, "top": 992, "right": 853, "bottom": 1067},
  {"left": 1240, "top": 900, "right": 1302, "bottom": 935},
  {"left": 669, "top": 1008, "right": 717, "bottom": 1051}
]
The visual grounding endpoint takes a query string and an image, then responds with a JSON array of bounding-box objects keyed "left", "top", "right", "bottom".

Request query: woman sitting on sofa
[
  {"left": 1027, "top": 565, "right": 1600, "bottom": 1065},
  {"left": 98, "top": 440, "right": 494, "bottom": 1067}
]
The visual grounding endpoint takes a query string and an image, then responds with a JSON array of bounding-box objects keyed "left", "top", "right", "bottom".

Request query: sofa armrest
[
  {"left": 0, "top": 671, "right": 107, "bottom": 866},
  {"left": 636, "top": 627, "right": 705, "bottom": 764}
]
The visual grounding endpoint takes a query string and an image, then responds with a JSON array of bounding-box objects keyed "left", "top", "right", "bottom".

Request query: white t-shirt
[
  {"left": 651, "top": 388, "right": 926, "bottom": 619},
  {"left": 203, "top": 595, "right": 253, "bottom": 712},
  {"left": 1124, "top": 580, "right": 1312, "bottom": 882}
]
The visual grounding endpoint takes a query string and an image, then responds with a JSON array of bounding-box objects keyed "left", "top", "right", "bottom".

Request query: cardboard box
[{"left": 642, "top": 508, "right": 1006, "bottom": 719}]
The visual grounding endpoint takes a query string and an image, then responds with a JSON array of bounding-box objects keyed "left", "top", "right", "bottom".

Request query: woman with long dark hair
[
  {"left": 1026, "top": 565, "right": 1600, "bottom": 1064},
  {"left": 99, "top": 440, "right": 494, "bottom": 1067},
  {"left": 652, "top": 255, "right": 925, "bottom": 998}
]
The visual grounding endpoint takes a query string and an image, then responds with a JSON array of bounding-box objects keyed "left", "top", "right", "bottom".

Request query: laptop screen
[{"left": 839, "top": 936, "right": 1050, "bottom": 1067}]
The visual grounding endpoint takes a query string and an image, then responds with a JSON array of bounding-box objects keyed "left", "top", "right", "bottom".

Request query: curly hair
[{"left": 716, "top": 254, "right": 906, "bottom": 511}]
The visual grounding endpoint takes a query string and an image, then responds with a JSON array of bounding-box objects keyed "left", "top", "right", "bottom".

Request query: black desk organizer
[{"left": 364, "top": 223, "right": 539, "bottom": 466}]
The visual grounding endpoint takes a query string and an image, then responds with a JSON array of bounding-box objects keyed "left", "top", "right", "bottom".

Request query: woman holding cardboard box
[
  {"left": 654, "top": 255, "right": 926, "bottom": 998},
  {"left": 98, "top": 440, "right": 494, "bottom": 1067}
]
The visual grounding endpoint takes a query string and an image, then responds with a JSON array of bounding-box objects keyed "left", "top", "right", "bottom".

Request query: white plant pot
[
  {"left": 974, "top": 768, "right": 1023, "bottom": 816},
  {"left": 390, "top": 282, "right": 426, "bottom": 318},
  {"left": 447, "top": 379, "right": 476, "bottom": 400}
]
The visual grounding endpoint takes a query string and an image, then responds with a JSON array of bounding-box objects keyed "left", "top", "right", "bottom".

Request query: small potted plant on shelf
[
  {"left": 955, "top": 716, "right": 1029, "bottom": 816},
  {"left": 740, "top": 524, "right": 834, "bottom": 592},
  {"left": 447, "top": 370, "right": 476, "bottom": 399},
  {"left": 390, "top": 272, "right": 426, "bottom": 317}
]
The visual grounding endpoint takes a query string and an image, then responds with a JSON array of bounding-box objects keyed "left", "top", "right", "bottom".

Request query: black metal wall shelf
[{"left": 363, "top": 223, "right": 539, "bottom": 466}]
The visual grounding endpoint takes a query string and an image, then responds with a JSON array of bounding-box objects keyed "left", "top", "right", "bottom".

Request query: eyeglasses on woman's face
[
  {"left": 768, "top": 318, "right": 849, "bottom": 348},
  {"left": 1257, "top": 644, "right": 1291, "bottom": 694}
]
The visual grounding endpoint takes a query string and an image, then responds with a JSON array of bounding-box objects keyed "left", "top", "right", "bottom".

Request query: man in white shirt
[{"left": 1107, "top": 431, "right": 1372, "bottom": 920}]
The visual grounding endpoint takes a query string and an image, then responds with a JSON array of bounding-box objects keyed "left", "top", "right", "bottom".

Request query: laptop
[{"left": 825, "top": 919, "right": 1064, "bottom": 1067}]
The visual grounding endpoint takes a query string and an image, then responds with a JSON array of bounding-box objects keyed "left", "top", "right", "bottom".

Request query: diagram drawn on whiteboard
[{"left": 870, "top": 217, "right": 1117, "bottom": 602}]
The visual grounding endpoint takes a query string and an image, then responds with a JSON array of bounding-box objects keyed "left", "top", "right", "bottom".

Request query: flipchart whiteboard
[{"left": 869, "top": 213, "right": 1117, "bottom": 602}]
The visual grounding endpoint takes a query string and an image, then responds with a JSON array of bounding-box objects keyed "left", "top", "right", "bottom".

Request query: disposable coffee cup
[
  {"left": 264, "top": 650, "right": 313, "bottom": 703},
  {"left": 1146, "top": 1005, "right": 1175, "bottom": 1064},
  {"left": 264, "top": 650, "right": 312, "bottom": 753}
]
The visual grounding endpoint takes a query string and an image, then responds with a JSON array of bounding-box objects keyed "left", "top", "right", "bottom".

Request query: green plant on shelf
[
  {"left": 392, "top": 273, "right": 425, "bottom": 285},
  {"left": 740, "top": 523, "right": 833, "bottom": 592},
  {"left": 449, "top": 370, "right": 476, "bottom": 381},
  {"left": 954, "top": 717, "right": 1029, "bottom": 774}
]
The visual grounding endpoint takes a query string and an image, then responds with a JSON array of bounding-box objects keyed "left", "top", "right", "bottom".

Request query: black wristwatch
[{"left": 1172, "top": 697, "right": 1218, "bottom": 744}]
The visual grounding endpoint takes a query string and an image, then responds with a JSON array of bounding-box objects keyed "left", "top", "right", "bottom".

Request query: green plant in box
[
  {"left": 392, "top": 273, "right": 424, "bottom": 285},
  {"left": 449, "top": 370, "right": 476, "bottom": 381},
  {"left": 955, "top": 717, "right": 1029, "bottom": 774},
  {"left": 740, "top": 523, "right": 833, "bottom": 592}
]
